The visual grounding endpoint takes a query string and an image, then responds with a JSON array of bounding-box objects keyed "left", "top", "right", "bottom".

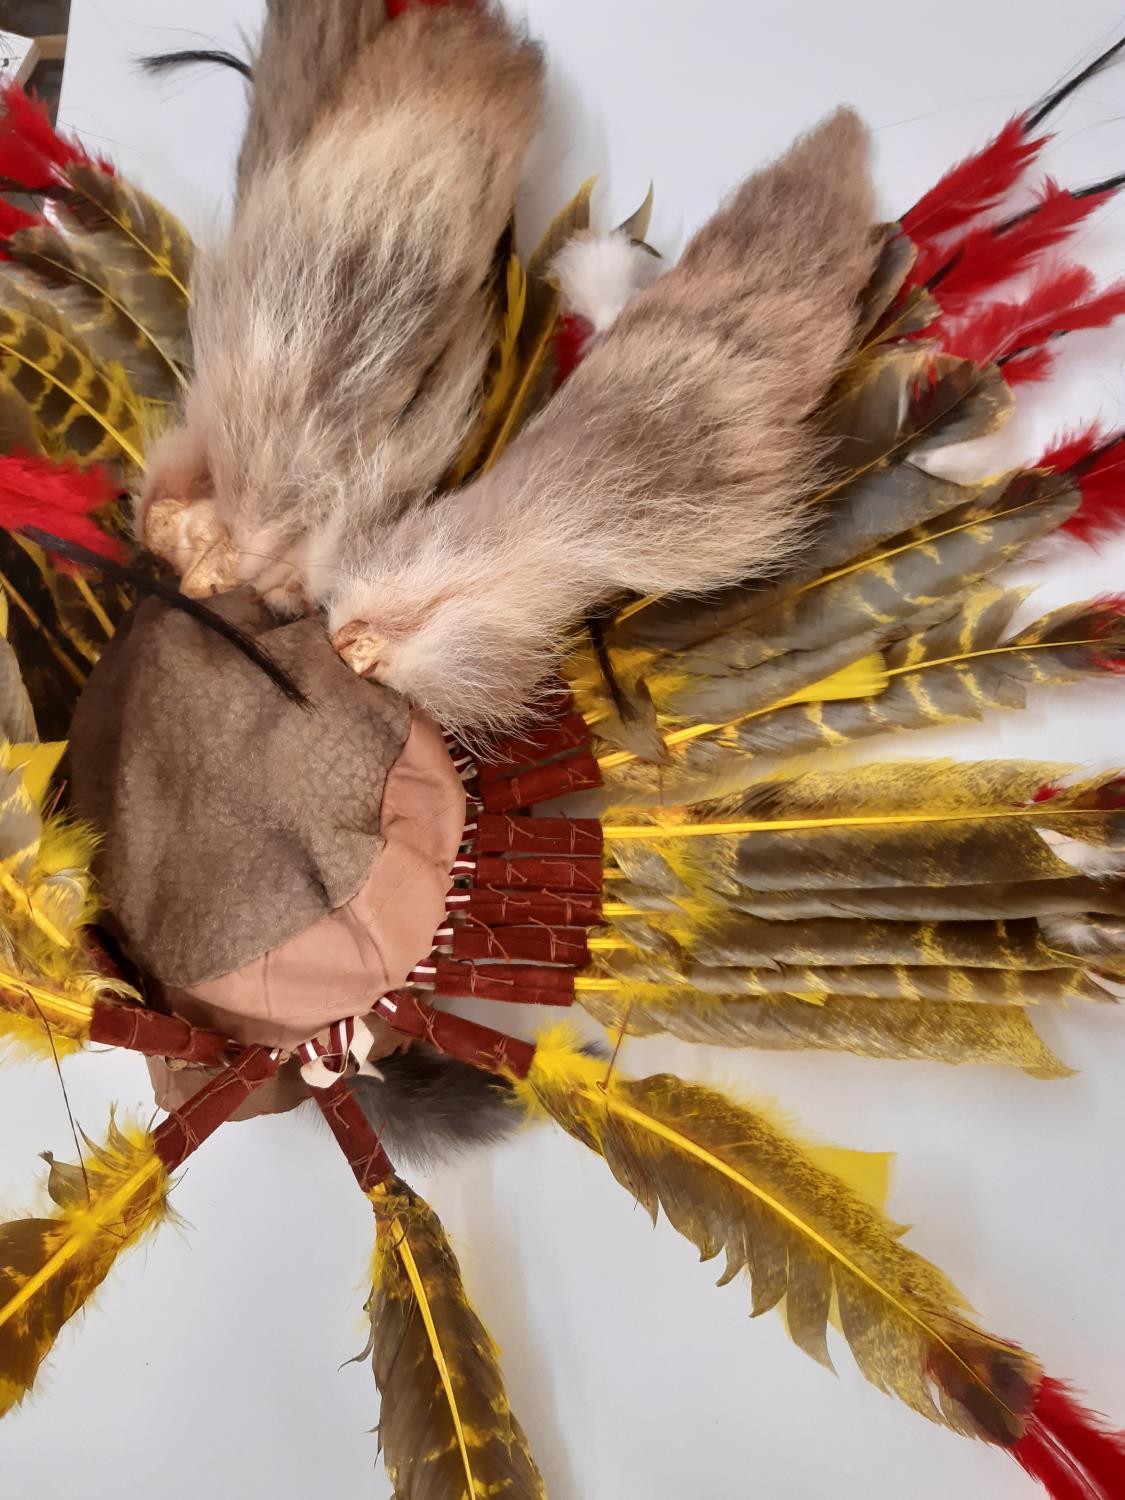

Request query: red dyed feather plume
[
  {"left": 1059, "top": 435, "right": 1125, "bottom": 542},
  {"left": 901, "top": 116, "right": 1045, "bottom": 246},
  {"left": 1014, "top": 1379, "right": 1125, "bottom": 1500},
  {"left": 0, "top": 454, "right": 125, "bottom": 564},
  {"left": 933, "top": 260, "right": 1125, "bottom": 387},
  {"left": 921, "top": 180, "right": 1117, "bottom": 314},
  {"left": 1035, "top": 425, "right": 1104, "bottom": 475},
  {"left": 0, "top": 81, "right": 110, "bottom": 189},
  {"left": 939, "top": 264, "right": 1094, "bottom": 365},
  {"left": 553, "top": 312, "right": 594, "bottom": 387}
]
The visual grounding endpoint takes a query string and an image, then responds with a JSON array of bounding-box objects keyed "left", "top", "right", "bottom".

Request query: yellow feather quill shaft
[
  {"left": 0, "top": 1120, "right": 170, "bottom": 1417},
  {"left": 515, "top": 1029, "right": 1041, "bottom": 1444},
  {"left": 366, "top": 1179, "right": 546, "bottom": 1500},
  {"left": 603, "top": 805, "right": 1098, "bottom": 840},
  {"left": 448, "top": 253, "right": 529, "bottom": 485},
  {"left": 478, "top": 179, "right": 596, "bottom": 471},
  {"left": 0, "top": 745, "right": 130, "bottom": 1063},
  {"left": 597, "top": 652, "right": 889, "bottom": 769}
]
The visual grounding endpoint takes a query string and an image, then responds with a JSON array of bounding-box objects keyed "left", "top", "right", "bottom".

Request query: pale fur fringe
[
  {"left": 326, "top": 108, "right": 881, "bottom": 735},
  {"left": 553, "top": 231, "right": 663, "bottom": 333},
  {"left": 140, "top": 4, "right": 543, "bottom": 601}
]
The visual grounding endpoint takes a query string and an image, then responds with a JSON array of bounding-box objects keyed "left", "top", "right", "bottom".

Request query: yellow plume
[
  {"left": 578, "top": 984, "right": 1071, "bottom": 1076},
  {"left": 597, "top": 652, "right": 889, "bottom": 770},
  {"left": 514, "top": 1028, "right": 1043, "bottom": 1447},
  {"left": 365, "top": 1178, "right": 545, "bottom": 1499},
  {"left": 477, "top": 179, "right": 596, "bottom": 471},
  {"left": 0, "top": 748, "right": 136, "bottom": 1063},
  {"left": 0, "top": 1118, "right": 171, "bottom": 1416},
  {"left": 447, "top": 253, "right": 529, "bottom": 485},
  {"left": 0, "top": 301, "right": 144, "bottom": 468}
]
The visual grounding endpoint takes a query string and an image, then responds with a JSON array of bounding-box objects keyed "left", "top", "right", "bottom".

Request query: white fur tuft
[{"left": 553, "top": 231, "right": 662, "bottom": 333}]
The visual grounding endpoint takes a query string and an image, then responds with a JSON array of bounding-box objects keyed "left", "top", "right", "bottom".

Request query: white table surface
[{"left": 2, "top": 4, "right": 1125, "bottom": 1497}]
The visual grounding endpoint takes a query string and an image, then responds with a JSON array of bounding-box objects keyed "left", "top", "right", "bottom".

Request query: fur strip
[
  {"left": 237, "top": 0, "right": 391, "bottom": 193},
  {"left": 349, "top": 1046, "right": 525, "bottom": 1167},
  {"left": 326, "top": 108, "right": 880, "bottom": 732},
  {"left": 142, "top": 4, "right": 543, "bottom": 601}
]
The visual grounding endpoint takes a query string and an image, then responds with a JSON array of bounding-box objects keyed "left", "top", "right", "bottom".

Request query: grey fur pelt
[
  {"left": 141, "top": 2, "right": 543, "bottom": 603},
  {"left": 326, "top": 107, "right": 881, "bottom": 734},
  {"left": 350, "top": 1047, "right": 525, "bottom": 1168}
]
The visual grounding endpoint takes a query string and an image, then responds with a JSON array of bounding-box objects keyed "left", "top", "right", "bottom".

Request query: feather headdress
[{"left": 0, "top": 5, "right": 1124, "bottom": 1498}]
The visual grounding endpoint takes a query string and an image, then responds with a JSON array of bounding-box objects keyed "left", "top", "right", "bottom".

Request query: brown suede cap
[{"left": 70, "top": 588, "right": 410, "bottom": 987}]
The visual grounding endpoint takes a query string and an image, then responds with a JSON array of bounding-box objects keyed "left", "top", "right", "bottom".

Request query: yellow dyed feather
[
  {"left": 447, "top": 253, "right": 529, "bottom": 485},
  {"left": 365, "top": 1178, "right": 545, "bottom": 1500},
  {"left": 0, "top": 303, "right": 144, "bottom": 468},
  {"left": 578, "top": 984, "right": 1071, "bottom": 1075},
  {"left": 515, "top": 1028, "right": 1043, "bottom": 1444},
  {"left": 3, "top": 742, "right": 65, "bottom": 807},
  {"left": 0, "top": 746, "right": 134, "bottom": 1062},
  {"left": 60, "top": 161, "right": 193, "bottom": 317},
  {"left": 4, "top": 221, "right": 186, "bottom": 400},
  {"left": 600, "top": 760, "right": 1125, "bottom": 899},
  {"left": 597, "top": 652, "right": 889, "bottom": 770},
  {"left": 10, "top": 535, "right": 122, "bottom": 671},
  {"left": 478, "top": 179, "right": 596, "bottom": 471},
  {"left": 0, "top": 1118, "right": 171, "bottom": 1416}
]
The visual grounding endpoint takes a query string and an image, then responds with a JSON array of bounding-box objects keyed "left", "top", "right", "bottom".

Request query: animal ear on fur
[{"left": 323, "top": 108, "right": 880, "bottom": 735}]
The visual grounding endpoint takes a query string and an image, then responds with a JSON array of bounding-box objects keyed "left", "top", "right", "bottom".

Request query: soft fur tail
[
  {"left": 326, "top": 108, "right": 880, "bottom": 733},
  {"left": 141, "top": 4, "right": 543, "bottom": 604},
  {"left": 237, "top": 0, "right": 391, "bottom": 192},
  {"left": 350, "top": 1047, "right": 525, "bottom": 1168}
]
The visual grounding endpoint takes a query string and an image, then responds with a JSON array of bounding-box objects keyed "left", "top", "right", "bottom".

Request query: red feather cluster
[
  {"left": 901, "top": 116, "right": 1046, "bottom": 246},
  {"left": 936, "top": 265, "right": 1125, "bottom": 383},
  {"left": 1060, "top": 435, "right": 1125, "bottom": 542},
  {"left": 921, "top": 181, "right": 1114, "bottom": 314},
  {"left": 1034, "top": 425, "right": 1104, "bottom": 475},
  {"left": 553, "top": 313, "right": 594, "bottom": 387},
  {"left": 899, "top": 103, "right": 1125, "bottom": 393},
  {"left": 0, "top": 81, "right": 109, "bottom": 190},
  {"left": 1014, "top": 1378, "right": 1125, "bottom": 1500},
  {"left": 0, "top": 454, "right": 125, "bottom": 564}
]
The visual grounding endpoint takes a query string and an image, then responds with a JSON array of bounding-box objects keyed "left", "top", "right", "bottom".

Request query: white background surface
[{"left": 2, "top": 3, "right": 1125, "bottom": 1497}]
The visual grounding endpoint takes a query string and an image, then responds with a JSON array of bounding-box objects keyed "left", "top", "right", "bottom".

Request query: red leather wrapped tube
[
  {"left": 478, "top": 714, "right": 594, "bottom": 780},
  {"left": 373, "top": 992, "right": 536, "bottom": 1077},
  {"left": 480, "top": 752, "right": 603, "bottom": 812},
  {"left": 432, "top": 959, "right": 575, "bottom": 1005},
  {"left": 475, "top": 854, "right": 604, "bottom": 892},
  {"left": 88, "top": 999, "right": 233, "bottom": 1066},
  {"left": 474, "top": 814, "right": 604, "bottom": 856},
  {"left": 452, "top": 925, "right": 590, "bottom": 964},
  {"left": 152, "top": 1046, "right": 281, "bottom": 1170},
  {"left": 468, "top": 889, "right": 604, "bottom": 926},
  {"left": 314, "top": 1078, "right": 395, "bottom": 1191}
]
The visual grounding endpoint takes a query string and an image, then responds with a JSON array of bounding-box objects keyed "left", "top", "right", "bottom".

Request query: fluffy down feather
[
  {"left": 327, "top": 108, "right": 880, "bottom": 733},
  {"left": 141, "top": 4, "right": 543, "bottom": 606},
  {"left": 553, "top": 230, "right": 663, "bottom": 333}
]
